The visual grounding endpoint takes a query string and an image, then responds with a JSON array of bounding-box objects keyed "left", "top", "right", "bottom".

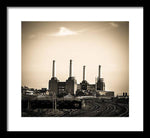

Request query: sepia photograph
[{"left": 21, "top": 21, "right": 129, "bottom": 117}]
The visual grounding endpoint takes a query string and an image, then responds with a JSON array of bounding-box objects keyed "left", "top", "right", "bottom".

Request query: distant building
[
  {"left": 66, "top": 77, "right": 77, "bottom": 95},
  {"left": 65, "top": 60, "right": 77, "bottom": 95},
  {"left": 48, "top": 60, "right": 114, "bottom": 98},
  {"left": 80, "top": 80, "right": 88, "bottom": 90},
  {"left": 41, "top": 88, "right": 47, "bottom": 91},
  {"left": 48, "top": 60, "right": 59, "bottom": 95},
  {"left": 48, "top": 60, "right": 77, "bottom": 96},
  {"left": 96, "top": 65, "right": 105, "bottom": 91},
  {"left": 80, "top": 66, "right": 89, "bottom": 90},
  {"left": 87, "top": 84, "right": 96, "bottom": 91},
  {"left": 123, "top": 92, "right": 128, "bottom": 97},
  {"left": 77, "top": 84, "right": 81, "bottom": 90},
  {"left": 117, "top": 92, "right": 128, "bottom": 99},
  {"left": 96, "top": 90, "right": 114, "bottom": 97},
  {"left": 58, "top": 82, "right": 66, "bottom": 94},
  {"left": 25, "top": 90, "right": 34, "bottom": 95},
  {"left": 96, "top": 78, "right": 105, "bottom": 91}
]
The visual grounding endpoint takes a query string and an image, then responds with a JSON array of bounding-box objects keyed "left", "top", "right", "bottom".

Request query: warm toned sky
[{"left": 22, "top": 21, "right": 129, "bottom": 96}]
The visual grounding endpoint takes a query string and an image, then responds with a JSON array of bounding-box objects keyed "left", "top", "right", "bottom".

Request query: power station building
[
  {"left": 96, "top": 65, "right": 105, "bottom": 91},
  {"left": 48, "top": 60, "right": 59, "bottom": 95},
  {"left": 65, "top": 60, "right": 77, "bottom": 95},
  {"left": 48, "top": 60, "right": 114, "bottom": 97},
  {"left": 48, "top": 60, "right": 77, "bottom": 95},
  {"left": 80, "top": 66, "right": 89, "bottom": 90},
  {"left": 79, "top": 65, "right": 105, "bottom": 91}
]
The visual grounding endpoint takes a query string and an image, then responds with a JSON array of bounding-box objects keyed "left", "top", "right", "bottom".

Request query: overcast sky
[{"left": 22, "top": 21, "right": 129, "bottom": 96}]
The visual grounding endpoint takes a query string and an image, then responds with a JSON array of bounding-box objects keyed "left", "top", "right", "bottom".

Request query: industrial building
[
  {"left": 58, "top": 82, "right": 66, "bottom": 93},
  {"left": 48, "top": 60, "right": 114, "bottom": 97},
  {"left": 48, "top": 60, "right": 77, "bottom": 96},
  {"left": 96, "top": 65, "right": 105, "bottom": 91},
  {"left": 96, "top": 91, "right": 114, "bottom": 97},
  {"left": 48, "top": 60, "right": 59, "bottom": 95},
  {"left": 80, "top": 66, "right": 89, "bottom": 90},
  {"left": 79, "top": 65, "right": 105, "bottom": 92},
  {"left": 65, "top": 60, "right": 77, "bottom": 95}
]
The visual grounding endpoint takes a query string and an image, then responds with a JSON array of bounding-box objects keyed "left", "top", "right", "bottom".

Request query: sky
[{"left": 22, "top": 21, "right": 129, "bottom": 96}]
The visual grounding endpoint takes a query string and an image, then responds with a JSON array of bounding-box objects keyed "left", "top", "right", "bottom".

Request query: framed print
[{"left": 1, "top": 1, "right": 146, "bottom": 133}]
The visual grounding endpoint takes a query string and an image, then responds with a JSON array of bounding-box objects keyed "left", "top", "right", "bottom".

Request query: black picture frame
[{"left": 0, "top": 0, "right": 148, "bottom": 136}]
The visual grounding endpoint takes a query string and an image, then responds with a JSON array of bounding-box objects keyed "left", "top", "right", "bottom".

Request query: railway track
[
  {"left": 64, "top": 101, "right": 129, "bottom": 117},
  {"left": 117, "top": 103, "right": 129, "bottom": 117}
]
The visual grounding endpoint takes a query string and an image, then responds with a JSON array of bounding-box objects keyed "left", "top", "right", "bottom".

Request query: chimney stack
[
  {"left": 69, "top": 60, "right": 72, "bottom": 77},
  {"left": 83, "top": 66, "right": 85, "bottom": 81},
  {"left": 98, "top": 65, "right": 101, "bottom": 78},
  {"left": 52, "top": 60, "right": 55, "bottom": 77}
]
